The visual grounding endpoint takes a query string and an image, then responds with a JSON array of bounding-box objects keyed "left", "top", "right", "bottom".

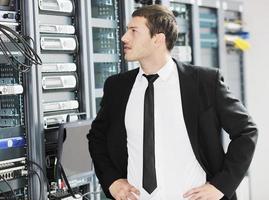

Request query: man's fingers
[
  {"left": 183, "top": 183, "right": 224, "bottom": 200},
  {"left": 127, "top": 192, "right": 139, "bottom": 200},
  {"left": 129, "top": 186, "right": 140, "bottom": 196},
  {"left": 183, "top": 187, "right": 200, "bottom": 197},
  {"left": 189, "top": 194, "right": 202, "bottom": 200}
]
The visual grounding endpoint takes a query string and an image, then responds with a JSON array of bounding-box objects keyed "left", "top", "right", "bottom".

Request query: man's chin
[{"left": 124, "top": 56, "right": 137, "bottom": 62}]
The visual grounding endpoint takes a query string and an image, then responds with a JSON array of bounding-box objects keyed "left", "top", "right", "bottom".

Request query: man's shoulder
[
  {"left": 182, "top": 62, "right": 218, "bottom": 75},
  {"left": 178, "top": 61, "right": 219, "bottom": 83},
  {"left": 104, "top": 68, "right": 139, "bottom": 88},
  {"left": 108, "top": 68, "right": 139, "bottom": 80}
]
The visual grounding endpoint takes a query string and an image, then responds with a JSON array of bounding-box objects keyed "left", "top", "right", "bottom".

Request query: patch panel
[
  {"left": 42, "top": 75, "right": 77, "bottom": 90},
  {"left": 0, "top": 77, "right": 16, "bottom": 84},
  {"left": 0, "top": 84, "right": 23, "bottom": 95},
  {"left": 39, "top": 24, "right": 75, "bottom": 34},
  {"left": 39, "top": 0, "right": 74, "bottom": 14},
  {"left": 0, "top": 96, "right": 21, "bottom": 109},
  {"left": 43, "top": 100, "right": 79, "bottom": 112},
  {"left": 40, "top": 36, "right": 77, "bottom": 51},
  {"left": 41, "top": 63, "right": 77, "bottom": 73},
  {"left": 0, "top": 108, "right": 19, "bottom": 117},
  {"left": 43, "top": 113, "right": 78, "bottom": 129},
  {"left": 0, "top": 157, "right": 26, "bottom": 181},
  {"left": 0, "top": 157, "right": 26, "bottom": 166},
  {"left": 0, "top": 165, "right": 26, "bottom": 181},
  {"left": 0, "top": 64, "right": 21, "bottom": 82},
  {"left": 0, "top": 10, "right": 17, "bottom": 22},
  {"left": 0, "top": 118, "right": 20, "bottom": 127}
]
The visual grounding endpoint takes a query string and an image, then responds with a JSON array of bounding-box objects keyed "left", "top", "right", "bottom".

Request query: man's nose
[{"left": 121, "top": 32, "right": 128, "bottom": 43}]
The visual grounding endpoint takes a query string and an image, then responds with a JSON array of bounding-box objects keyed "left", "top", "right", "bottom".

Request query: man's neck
[{"left": 139, "top": 54, "right": 171, "bottom": 75}]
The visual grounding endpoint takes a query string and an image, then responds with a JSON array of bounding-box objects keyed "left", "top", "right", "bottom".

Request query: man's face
[{"left": 121, "top": 16, "right": 156, "bottom": 62}]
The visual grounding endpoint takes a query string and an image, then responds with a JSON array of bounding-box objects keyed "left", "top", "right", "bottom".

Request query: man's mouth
[{"left": 124, "top": 46, "right": 131, "bottom": 53}]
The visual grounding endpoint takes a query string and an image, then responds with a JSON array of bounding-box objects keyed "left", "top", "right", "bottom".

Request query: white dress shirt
[{"left": 125, "top": 58, "right": 206, "bottom": 200}]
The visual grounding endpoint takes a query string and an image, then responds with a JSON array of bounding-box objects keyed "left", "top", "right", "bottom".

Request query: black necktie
[{"left": 142, "top": 74, "right": 159, "bottom": 194}]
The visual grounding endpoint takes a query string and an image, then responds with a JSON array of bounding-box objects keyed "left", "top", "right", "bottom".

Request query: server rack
[
  {"left": 84, "top": 1, "right": 126, "bottom": 199},
  {"left": 0, "top": 0, "right": 29, "bottom": 199},
  {"left": 86, "top": 0, "right": 125, "bottom": 114},
  {"left": 221, "top": 1, "right": 250, "bottom": 200},
  {"left": 198, "top": 0, "right": 220, "bottom": 68},
  {"left": 23, "top": 0, "right": 93, "bottom": 199},
  {"left": 222, "top": 0, "right": 246, "bottom": 103},
  {"left": 169, "top": 0, "right": 194, "bottom": 64}
]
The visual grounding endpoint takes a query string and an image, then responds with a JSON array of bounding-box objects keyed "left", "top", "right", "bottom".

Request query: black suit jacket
[{"left": 88, "top": 59, "right": 258, "bottom": 200}]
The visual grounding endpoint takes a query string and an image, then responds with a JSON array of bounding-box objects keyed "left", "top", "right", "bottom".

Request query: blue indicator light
[{"left": 0, "top": 136, "right": 25, "bottom": 149}]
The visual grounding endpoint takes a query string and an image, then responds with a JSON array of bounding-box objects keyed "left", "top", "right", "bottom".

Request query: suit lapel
[
  {"left": 118, "top": 68, "right": 139, "bottom": 137},
  {"left": 120, "top": 68, "right": 139, "bottom": 115},
  {"left": 174, "top": 59, "right": 209, "bottom": 175},
  {"left": 109, "top": 68, "right": 139, "bottom": 173}
]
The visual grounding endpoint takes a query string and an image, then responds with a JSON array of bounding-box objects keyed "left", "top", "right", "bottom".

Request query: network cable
[
  {"left": 27, "top": 160, "right": 97, "bottom": 200},
  {"left": 0, "top": 24, "right": 42, "bottom": 72},
  {"left": 0, "top": 24, "right": 41, "bottom": 64},
  {"left": 0, "top": 174, "right": 17, "bottom": 200},
  {"left": 26, "top": 160, "right": 52, "bottom": 198}
]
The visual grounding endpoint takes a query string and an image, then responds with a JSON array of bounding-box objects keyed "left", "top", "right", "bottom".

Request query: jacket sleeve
[
  {"left": 87, "top": 77, "right": 122, "bottom": 199},
  {"left": 209, "top": 70, "right": 258, "bottom": 198}
]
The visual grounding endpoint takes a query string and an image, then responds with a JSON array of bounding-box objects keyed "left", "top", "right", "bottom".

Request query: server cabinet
[
  {"left": 221, "top": 1, "right": 250, "bottom": 200},
  {"left": 222, "top": 0, "right": 246, "bottom": 103},
  {"left": 169, "top": 0, "right": 194, "bottom": 64},
  {"left": 17, "top": 0, "right": 126, "bottom": 199},
  {"left": 0, "top": 0, "right": 29, "bottom": 199},
  {"left": 84, "top": 1, "right": 126, "bottom": 199},
  {"left": 85, "top": 0, "right": 126, "bottom": 115},
  {"left": 23, "top": 0, "right": 94, "bottom": 199},
  {"left": 198, "top": 0, "right": 220, "bottom": 68}
]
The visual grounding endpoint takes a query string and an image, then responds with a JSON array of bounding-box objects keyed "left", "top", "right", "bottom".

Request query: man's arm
[
  {"left": 87, "top": 77, "right": 122, "bottom": 198},
  {"left": 209, "top": 70, "right": 258, "bottom": 198},
  {"left": 184, "top": 70, "right": 258, "bottom": 200}
]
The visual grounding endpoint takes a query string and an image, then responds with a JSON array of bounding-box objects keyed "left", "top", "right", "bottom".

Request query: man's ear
[{"left": 154, "top": 33, "right": 166, "bottom": 48}]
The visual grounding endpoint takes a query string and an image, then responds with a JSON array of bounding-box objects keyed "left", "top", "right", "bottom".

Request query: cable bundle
[{"left": 0, "top": 24, "right": 42, "bottom": 72}]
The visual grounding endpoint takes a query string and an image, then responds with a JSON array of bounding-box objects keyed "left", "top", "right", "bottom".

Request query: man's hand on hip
[
  {"left": 109, "top": 179, "right": 140, "bottom": 200},
  {"left": 183, "top": 182, "right": 224, "bottom": 200}
]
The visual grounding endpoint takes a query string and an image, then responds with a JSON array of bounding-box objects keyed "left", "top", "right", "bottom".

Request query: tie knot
[{"left": 143, "top": 74, "right": 159, "bottom": 83}]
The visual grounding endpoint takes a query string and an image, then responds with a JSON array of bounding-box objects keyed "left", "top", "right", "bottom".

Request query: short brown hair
[{"left": 132, "top": 4, "right": 178, "bottom": 51}]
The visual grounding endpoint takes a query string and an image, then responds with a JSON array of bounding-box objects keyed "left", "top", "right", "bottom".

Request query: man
[{"left": 88, "top": 5, "right": 257, "bottom": 200}]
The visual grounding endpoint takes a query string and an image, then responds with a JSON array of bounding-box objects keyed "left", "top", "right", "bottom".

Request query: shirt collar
[{"left": 137, "top": 57, "right": 175, "bottom": 82}]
